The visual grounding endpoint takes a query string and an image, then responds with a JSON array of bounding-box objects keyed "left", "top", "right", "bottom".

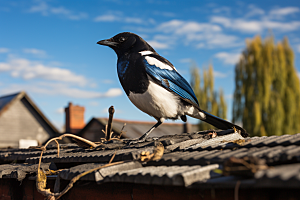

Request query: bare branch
[{"left": 106, "top": 106, "right": 115, "bottom": 141}]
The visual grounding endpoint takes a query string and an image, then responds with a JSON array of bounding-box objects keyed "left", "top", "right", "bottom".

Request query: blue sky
[{"left": 1, "top": 0, "right": 300, "bottom": 130}]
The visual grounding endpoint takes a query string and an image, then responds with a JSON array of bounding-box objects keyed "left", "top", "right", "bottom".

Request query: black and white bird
[{"left": 97, "top": 32, "right": 248, "bottom": 143}]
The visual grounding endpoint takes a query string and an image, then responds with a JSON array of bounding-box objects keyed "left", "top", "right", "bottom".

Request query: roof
[
  {"left": 78, "top": 117, "right": 199, "bottom": 138},
  {"left": 0, "top": 91, "right": 59, "bottom": 134},
  {"left": 1, "top": 129, "right": 300, "bottom": 190},
  {"left": 0, "top": 92, "right": 20, "bottom": 116}
]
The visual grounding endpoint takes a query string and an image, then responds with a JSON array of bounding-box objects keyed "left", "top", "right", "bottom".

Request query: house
[
  {"left": 77, "top": 117, "right": 199, "bottom": 141},
  {"left": 0, "top": 91, "right": 59, "bottom": 148}
]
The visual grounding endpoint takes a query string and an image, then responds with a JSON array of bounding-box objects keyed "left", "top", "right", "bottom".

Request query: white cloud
[
  {"left": 103, "top": 88, "right": 123, "bottom": 97},
  {"left": 0, "top": 48, "right": 9, "bottom": 53},
  {"left": 55, "top": 107, "right": 64, "bottom": 114},
  {"left": 211, "top": 16, "right": 300, "bottom": 33},
  {"left": 0, "top": 57, "right": 88, "bottom": 86},
  {"left": 215, "top": 52, "right": 241, "bottom": 65},
  {"left": 23, "top": 48, "right": 46, "bottom": 57},
  {"left": 0, "top": 83, "right": 123, "bottom": 99},
  {"left": 148, "top": 40, "right": 169, "bottom": 49},
  {"left": 196, "top": 43, "right": 205, "bottom": 48},
  {"left": 157, "top": 20, "right": 222, "bottom": 35},
  {"left": 205, "top": 34, "right": 241, "bottom": 48},
  {"left": 152, "top": 19, "right": 241, "bottom": 49},
  {"left": 28, "top": 1, "right": 88, "bottom": 20},
  {"left": 245, "top": 5, "right": 265, "bottom": 17},
  {"left": 94, "top": 13, "right": 143, "bottom": 24},
  {"left": 210, "top": 6, "right": 300, "bottom": 33},
  {"left": 269, "top": 7, "right": 300, "bottom": 18},
  {"left": 124, "top": 17, "right": 143, "bottom": 24},
  {"left": 94, "top": 14, "right": 119, "bottom": 22}
]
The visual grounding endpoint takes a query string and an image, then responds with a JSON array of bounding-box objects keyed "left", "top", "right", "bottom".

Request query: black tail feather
[{"left": 202, "top": 111, "right": 249, "bottom": 137}]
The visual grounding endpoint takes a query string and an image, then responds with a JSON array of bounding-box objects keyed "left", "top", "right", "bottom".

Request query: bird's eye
[{"left": 119, "top": 37, "right": 126, "bottom": 42}]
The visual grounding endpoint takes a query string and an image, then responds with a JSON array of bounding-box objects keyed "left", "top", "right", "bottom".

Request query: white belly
[{"left": 128, "top": 80, "right": 182, "bottom": 119}]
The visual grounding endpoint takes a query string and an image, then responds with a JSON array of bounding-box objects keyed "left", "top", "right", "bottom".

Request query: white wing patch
[
  {"left": 139, "top": 50, "right": 153, "bottom": 56},
  {"left": 145, "top": 56, "right": 175, "bottom": 71}
]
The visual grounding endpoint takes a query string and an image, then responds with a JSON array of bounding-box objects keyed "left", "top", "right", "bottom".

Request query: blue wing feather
[{"left": 143, "top": 58, "right": 199, "bottom": 106}]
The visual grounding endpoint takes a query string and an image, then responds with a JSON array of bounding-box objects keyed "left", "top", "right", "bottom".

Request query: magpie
[{"left": 97, "top": 32, "right": 248, "bottom": 143}]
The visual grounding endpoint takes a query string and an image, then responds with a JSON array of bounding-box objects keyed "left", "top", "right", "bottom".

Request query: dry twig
[
  {"left": 106, "top": 106, "right": 115, "bottom": 141},
  {"left": 36, "top": 134, "right": 98, "bottom": 199},
  {"left": 118, "top": 123, "right": 126, "bottom": 138},
  {"left": 36, "top": 133, "right": 128, "bottom": 199}
]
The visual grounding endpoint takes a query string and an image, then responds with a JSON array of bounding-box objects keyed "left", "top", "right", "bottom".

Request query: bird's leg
[
  {"left": 128, "top": 119, "right": 164, "bottom": 145},
  {"left": 139, "top": 120, "right": 162, "bottom": 141}
]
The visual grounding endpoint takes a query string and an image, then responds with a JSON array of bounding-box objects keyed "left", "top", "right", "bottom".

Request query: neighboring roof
[
  {"left": 1, "top": 130, "right": 300, "bottom": 190},
  {"left": 0, "top": 91, "right": 59, "bottom": 134},
  {"left": 78, "top": 117, "right": 199, "bottom": 138},
  {"left": 0, "top": 92, "right": 19, "bottom": 116}
]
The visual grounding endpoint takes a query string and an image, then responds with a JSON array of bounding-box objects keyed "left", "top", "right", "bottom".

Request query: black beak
[{"left": 97, "top": 39, "right": 118, "bottom": 47}]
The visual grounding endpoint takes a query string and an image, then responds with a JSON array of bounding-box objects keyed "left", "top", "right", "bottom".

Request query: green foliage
[
  {"left": 191, "top": 64, "right": 227, "bottom": 130},
  {"left": 233, "top": 36, "right": 300, "bottom": 136}
]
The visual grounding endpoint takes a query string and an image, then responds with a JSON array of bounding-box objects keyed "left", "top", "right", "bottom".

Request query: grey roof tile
[
  {"left": 165, "top": 138, "right": 206, "bottom": 152},
  {"left": 243, "top": 133, "right": 300, "bottom": 148},
  {"left": 26, "top": 146, "right": 155, "bottom": 164},
  {"left": 102, "top": 164, "right": 219, "bottom": 187},
  {"left": 0, "top": 149, "right": 61, "bottom": 163},
  {"left": 0, "top": 162, "right": 56, "bottom": 181},
  {"left": 59, "top": 161, "right": 143, "bottom": 182},
  {"left": 185, "top": 132, "right": 244, "bottom": 150},
  {"left": 148, "top": 144, "right": 300, "bottom": 167},
  {"left": 0, "top": 131, "right": 300, "bottom": 189},
  {"left": 255, "top": 163, "right": 300, "bottom": 188}
]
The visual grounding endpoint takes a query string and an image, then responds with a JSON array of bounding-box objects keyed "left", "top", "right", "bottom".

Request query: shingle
[
  {"left": 243, "top": 134, "right": 300, "bottom": 148},
  {"left": 0, "top": 162, "right": 56, "bottom": 181},
  {"left": 0, "top": 148, "right": 60, "bottom": 163},
  {"left": 26, "top": 146, "right": 155, "bottom": 164},
  {"left": 0, "top": 131, "right": 300, "bottom": 189},
  {"left": 165, "top": 138, "right": 206, "bottom": 151},
  {"left": 185, "top": 132, "right": 244, "bottom": 151},
  {"left": 255, "top": 163, "right": 300, "bottom": 188},
  {"left": 147, "top": 143, "right": 300, "bottom": 168},
  {"left": 59, "top": 161, "right": 143, "bottom": 182},
  {"left": 102, "top": 164, "right": 219, "bottom": 187}
]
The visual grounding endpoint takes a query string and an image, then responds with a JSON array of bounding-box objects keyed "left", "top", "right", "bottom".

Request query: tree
[
  {"left": 232, "top": 35, "right": 300, "bottom": 136},
  {"left": 191, "top": 64, "right": 227, "bottom": 130}
]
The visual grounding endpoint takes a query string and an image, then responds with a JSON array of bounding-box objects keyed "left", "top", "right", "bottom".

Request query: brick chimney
[{"left": 65, "top": 102, "right": 85, "bottom": 134}]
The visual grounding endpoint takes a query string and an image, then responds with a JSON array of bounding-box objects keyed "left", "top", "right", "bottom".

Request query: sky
[{"left": 0, "top": 0, "right": 300, "bottom": 131}]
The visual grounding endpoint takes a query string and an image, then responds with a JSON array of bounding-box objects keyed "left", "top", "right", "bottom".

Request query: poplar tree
[
  {"left": 191, "top": 64, "right": 227, "bottom": 130},
  {"left": 233, "top": 36, "right": 300, "bottom": 136}
]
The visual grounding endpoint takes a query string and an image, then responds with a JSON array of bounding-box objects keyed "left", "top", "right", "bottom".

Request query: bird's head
[{"left": 97, "top": 32, "right": 155, "bottom": 57}]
